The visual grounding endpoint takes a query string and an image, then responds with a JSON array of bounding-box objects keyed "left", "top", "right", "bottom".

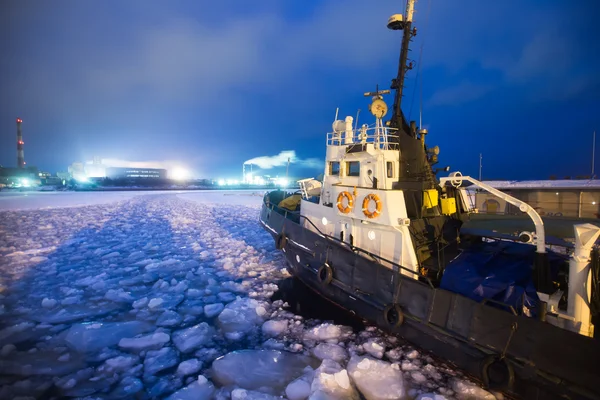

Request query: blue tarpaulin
[{"left": 440, "top": 241, "right": 557, "bottom": 317}]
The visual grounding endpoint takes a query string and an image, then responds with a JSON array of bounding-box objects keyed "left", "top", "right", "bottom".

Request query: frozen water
[
  {"left": 204, "top": 303, "right": 224, "bottom": 318},
  {"left": 285, "top": 368, "right": 315, "bottom": 400},
  {"left": 149, "top": 375, "right": 184, "bottom": 398},
  {"left": 218, "top": 291, "right": 237, "bottom": 303},
  {"left": 347, "top": 355, "right": 407, "bottom": 400},
  {"left": 451, "top": 379, "right": 496, "bottom": 400},
  {"left": 262, "top": 319, "right": 288, "bottom": 337},
  {"left": 99, "top": 354, "right": 140, "bottom": 373},
  {"left": 55, "top": 367, "right": 118, "bottom": 397},
  {"left": 148, "top": 298, "right": 165, "bottom": 309},
  {"left": 0, "top": 377, "right": 53, "bottom": 399},
  {"left": 310, "top": 359, "right": 359, "bottom": 400},
  {"left": 133, "top": 297, "right": 149, "bottom": 308},
  {"left": 110, "top": 376, "right": 144, "bottom": 398},
  {"left": 0, "top": 348, "right": 85, "bottom": 376},
  {"left": 176, "top": 358, "right": 202, "bottom": 376},
  {"left": 0, "top": 192, "right": 474, "bottom": 398},
  {"left": 144, "top": 347, "right": 179, "bottom": 376},
  {"left": 362, "top": 339, "right": 385, "bottom": 359},
  {"left": 304, "top": 323, "right": 353, "bottom": 342},
  {"left": 118, "top": 332, "right": 170, "bottom": 351},
  {"left": 286, "top": 380, "right": 311, "bottom": 400},
  {"left": 0, "top": 322, "right": 37, "bottom": 346},
  {"left": 406, "top": 349, "right": 419, "bottom": 359},
  {"left": 166, "top": 375, "right": 214, "bottom": 400},
  {"left": 65, "top": 321, "right": 153, "bottom": 353},
  {"left": 217, "top": 298, "right": 269, "bottom": 337},
  {"left": 416, "top": 394, "right": 449, "bottom": 400},
  {"left": 157, "top": 310, "right": 183, "bottom": 327},
  {"left": 172, "top": 323, "right": 214, "bottom": 353},
  {"left": 231, "top": 388, "right": 282, "bottom": 399},
  {"left": 31, "top": 304, "right": 120, "bottom": 324},
  {"left": 105, "top": 288, "right": 135, "bottom": 303},
  {"left": 312, "top": 343, "right": 348, "bottom": 363},
  {"left": 212, "top": 350, "right": 318, "bottom": 393}
]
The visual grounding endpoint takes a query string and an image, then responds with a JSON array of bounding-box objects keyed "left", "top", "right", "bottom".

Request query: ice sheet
[
  {"left": 0, "top": 192, "right": 475, "bottom": 398},
  {"left": 212, "top": 349, "right": 318, "bottom": 393}
]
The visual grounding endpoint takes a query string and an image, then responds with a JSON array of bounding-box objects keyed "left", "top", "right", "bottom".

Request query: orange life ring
[
  {"left": 336, "top": 191, "right": 354, "bottom": 214},
  {"left": 362, "top": 193, "right": 382, "bottom": 218}
]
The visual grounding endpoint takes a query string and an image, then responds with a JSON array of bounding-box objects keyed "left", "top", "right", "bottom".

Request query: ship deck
[{"left": 462, "top": 214, "right": 600, "bottom": 246}]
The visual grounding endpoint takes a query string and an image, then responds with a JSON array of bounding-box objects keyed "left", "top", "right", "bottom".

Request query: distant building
[
  {"left": 0, "top": 166, "right": 40, "bottom": 187},
  {"left": 106, "top": 167, "right": 167, "bottom": 179},
  {"left": 56, "top": 171, "right": 70, "bottom": 181},
  {"left": 473, "top": 179, "right": 600, "bottom": 218},
  {"left": 68, "top": 162, "right": 86, "bottom": 180}
]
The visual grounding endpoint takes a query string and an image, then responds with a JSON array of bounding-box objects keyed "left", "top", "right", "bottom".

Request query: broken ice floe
[{"left": 0, "top": 195, "right": 495, "bottom": 399}]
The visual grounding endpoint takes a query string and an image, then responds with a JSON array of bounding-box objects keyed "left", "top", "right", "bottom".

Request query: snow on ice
[
  {"left": 347, "top": 355, "right": 407, "bottom": 399},
  {"left": 0, "top": 191, "right": 497, "bottom": 399}
]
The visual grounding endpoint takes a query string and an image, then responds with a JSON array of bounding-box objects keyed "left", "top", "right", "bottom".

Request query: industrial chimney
[{"left": 16, "top": 118, "right": 25, "bottom": 168}]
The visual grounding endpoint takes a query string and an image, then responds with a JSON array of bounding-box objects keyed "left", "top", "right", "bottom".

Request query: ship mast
[
  {"left": 387, "top": 0, "right": 439, "bottom": 217},
  {"left": 389, "top": 0, "right": 416, "bottom": 132}
]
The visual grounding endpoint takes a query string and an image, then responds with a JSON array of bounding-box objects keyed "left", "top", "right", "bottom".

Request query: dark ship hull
[{"left": 260, "top": 201, "right": 600, "bottom": 400}]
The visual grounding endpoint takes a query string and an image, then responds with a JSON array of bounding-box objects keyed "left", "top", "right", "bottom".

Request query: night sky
[{"left": 1, "top": 0, "right": 599, "bottom": 180}]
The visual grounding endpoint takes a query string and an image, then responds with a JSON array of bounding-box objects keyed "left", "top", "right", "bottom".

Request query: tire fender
[
  {"left": 317, "top": 263, "right": 333, "bottom": 285},
  {"left": 383, "top": 304, "right": 404, "bottom": 328},
  {"left": 275, "top": 233, "right": 288, "bottom": 250}
]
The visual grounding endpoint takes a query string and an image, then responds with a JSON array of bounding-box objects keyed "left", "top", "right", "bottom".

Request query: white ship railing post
[
  {"left": 569, "top": 224, "right": 600, "bottom": 337},
  {"left": 439, "top": 174, "right": 546, "bottom": 252}
]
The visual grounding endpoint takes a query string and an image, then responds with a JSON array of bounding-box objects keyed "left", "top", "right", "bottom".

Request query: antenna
[
  {"left": 479, "top": 153, "right": 483, "bottom": 181},
  {"left": 286, "top": 157, "right": 290, "bottom": 178},
  {"left": 593, "top": 131, "right": 596, "bottom": 178},
  {"left": 408, "top": 0, "right": 432, "bottom": 126},
  {"left": 354, "top": 109, "right": 361, "bottom": 131},
  {"left": 388, "top": 0, "right": 416, "bottom": 129},
  {"left": 334, "top": 107, "right": 339, "bottom": 122}
]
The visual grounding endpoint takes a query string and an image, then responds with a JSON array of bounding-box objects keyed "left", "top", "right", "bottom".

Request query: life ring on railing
[
  {"left": 275, "top": 233, "right": 288, "bottom": 250},
  {"left": 383, "top": 304, "right": 404, "bottom": 328},
  {"left": 481, "top": 355, "right": 515, "bottom": 390},
  {"left": 336, "top": 191, "right": 354, "bottom": 214},
  {"left": 362, "top": 193, "right": 383, "bottom": 219},
  {"left": 317, "top": 263, "right": 333, "bottom": 285}
]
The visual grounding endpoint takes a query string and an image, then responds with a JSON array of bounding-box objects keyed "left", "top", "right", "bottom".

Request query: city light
[
  {"left": 216, "top": 176, "right": 292, "bottom": 187},
  {"left": 276, "top": 177, "right": 289, "bottom": 187},
  {"left": 170, "top": 168, "right": 190, "bottom": 180}
]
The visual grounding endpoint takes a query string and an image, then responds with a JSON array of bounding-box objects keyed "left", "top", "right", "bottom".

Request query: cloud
[
  {"left": 421, "top": 0, "right": 598, "bottom": 102},
  {"left": 244, "top": 151, "right": 322, "bottom": 170},
  {"left": 427, "top": 82, "right": 493, "bottom": 107},
  {"left": 56, "top": 0, "right": 399, "bottom": 104}
]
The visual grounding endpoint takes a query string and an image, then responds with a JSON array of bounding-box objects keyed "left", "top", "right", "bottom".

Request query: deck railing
[{"left": 326, "top": 125, "right": 399, "bottom": 151}]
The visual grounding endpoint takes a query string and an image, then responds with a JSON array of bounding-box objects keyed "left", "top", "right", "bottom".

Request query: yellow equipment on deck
[{"left": 278, "top": 194, "right": 302, "bottom": 211}]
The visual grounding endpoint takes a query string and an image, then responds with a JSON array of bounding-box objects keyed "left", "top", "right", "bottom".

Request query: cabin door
[{"left": 338, "top": 221, "right": 348, "bottom": 244}]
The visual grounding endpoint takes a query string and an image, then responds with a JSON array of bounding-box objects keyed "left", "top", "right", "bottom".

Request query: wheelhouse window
[
  {"left": 329, "top": 161, "right": 340, "bottom": 176},
  {"left": 387, "top": 162, "right": 394, "bottom": 178},
  {"left": 346, "top": 161, "right": 360, "bottom": 177}
]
